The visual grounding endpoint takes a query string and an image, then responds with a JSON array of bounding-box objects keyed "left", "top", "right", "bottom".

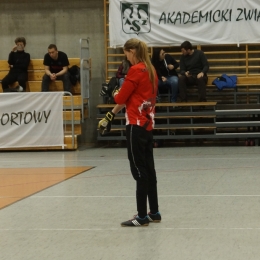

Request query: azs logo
[{"left": 121, "top": 2, "right": 150, "bottom": 35}]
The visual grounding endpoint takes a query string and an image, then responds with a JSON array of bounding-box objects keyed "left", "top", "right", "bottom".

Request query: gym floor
[{"left": 0, "top": 146, "right": 260, "bottom": 260}]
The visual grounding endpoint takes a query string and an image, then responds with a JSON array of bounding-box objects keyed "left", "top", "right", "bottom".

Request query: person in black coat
[
  {"left": 1, "top": 37, "right": 30, "bottom": 92},
  {"left": 179, "top": 41, "right": 209, "bottom": 102},
  {"left": 41, "top": 44, "right": 71, "bottom": 93},
  {"left": 151, "top": 48, "right": 179, "bottom": 103}
]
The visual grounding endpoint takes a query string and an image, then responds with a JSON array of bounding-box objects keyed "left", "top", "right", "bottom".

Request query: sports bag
[
  {"left": 68, "top": 65, "right": 80, "bottom": 86},
  {"left": 212, "top": 74, "right": 237, "bottom": 90}
]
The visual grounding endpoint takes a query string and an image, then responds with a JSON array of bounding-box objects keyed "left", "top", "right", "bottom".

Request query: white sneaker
[{"left": 16, "top": 86, "right": 23, "bottom": 92}]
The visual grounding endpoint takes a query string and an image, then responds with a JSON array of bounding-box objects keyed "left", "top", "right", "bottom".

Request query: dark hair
[
  {"left": 48, "top": 44, "right": 57, "bottom": 50},
  {"left": 151, "top": 48, "right": 163, "bottom": 65},
  {"left": 15, "top": 37, "right": 26, "bottom": 46},
  {"left": 180, "top": 41, "right": 193, "bottom": 51}
]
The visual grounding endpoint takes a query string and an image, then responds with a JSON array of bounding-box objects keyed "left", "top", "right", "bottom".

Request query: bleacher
[
  {"left": 98, "top": 2, "right": 260, "bottom": 146},
  {"left": 97, "top": 102, "right": 260, "bottom": 146},
  {"left": 0, "top": 55, "right": 91, "bottom": 150},
  {"left": 0, "top": 58, "right": 82, "bottom": 93}
]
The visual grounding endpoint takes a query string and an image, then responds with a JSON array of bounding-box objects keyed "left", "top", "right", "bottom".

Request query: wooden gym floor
[
  {"left": 0, "top": 166, "right": 93, "bottom": 209},
  {"left": 1, "top": 147, "right": 260, "bottom": 260}
]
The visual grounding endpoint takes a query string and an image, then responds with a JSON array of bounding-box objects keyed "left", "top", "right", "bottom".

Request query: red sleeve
[{"left": 114, "top": 67, "right": 139, "bottom": 104}]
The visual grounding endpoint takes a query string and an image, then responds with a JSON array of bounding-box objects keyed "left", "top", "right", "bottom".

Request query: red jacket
[{"left": 114, "top": 62, "right": 158, "bottom": 131}]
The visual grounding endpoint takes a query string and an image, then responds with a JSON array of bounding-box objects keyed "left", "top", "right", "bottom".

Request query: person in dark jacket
[
  {"left": 1, "top": 37, "right": 30, "bottom": 92},
  {"left": 41, "top": 44, "right": 71, "bottom": 93},
  {"left": 151, "top": 48, "right": 179, "bottom": 103},
  {"left": 116, "top": 57, "right": 131, "bottom": 87},
  {"left": 178, "top": 41, "right": 209, "bottom": 102}
]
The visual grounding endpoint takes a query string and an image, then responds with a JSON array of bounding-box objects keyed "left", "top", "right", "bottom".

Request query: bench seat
[
  {"left": 0, "top": 58, "right": 81, "bottom": 94},
  {"left": 0, "top": 56, "right": 91, "bottom": 150},
  {"left": 96, "top": 101, "right": 260, "bottom": 144}
]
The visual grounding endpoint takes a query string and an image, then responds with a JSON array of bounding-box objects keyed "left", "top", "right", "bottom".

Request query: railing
[
  {"left": 63, "top": 91, "right": 75, "bottom": 149},
  {"left": 79, "top": 38, "right": 91, "bottom": 121}
]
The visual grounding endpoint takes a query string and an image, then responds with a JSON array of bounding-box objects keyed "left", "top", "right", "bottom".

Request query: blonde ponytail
[{"left": 124, "top": 38, "right": 156, "bottom": 92}]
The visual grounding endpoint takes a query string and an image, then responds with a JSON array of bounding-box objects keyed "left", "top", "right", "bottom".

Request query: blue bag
[{"left": 212, "top": 74, "right": 237, "bottom": 90}]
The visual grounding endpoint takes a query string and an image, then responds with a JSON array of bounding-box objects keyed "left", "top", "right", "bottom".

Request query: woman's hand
[
  {"left": 161, "top": 76, "right": 167, "bottom": 82},
  {"left": 167, "top": 64, "right": 174, "bottom": 70},
  {"left": 12, "top": 45, "right": 17, "bottom": 52},
  {"left": 197, "top": 72, "right": 204, "bottom": 78}
]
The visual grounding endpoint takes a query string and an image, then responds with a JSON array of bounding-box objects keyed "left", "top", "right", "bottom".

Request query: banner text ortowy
[{"left": 0, "top": 92, "right": 64, "bottom": 148}]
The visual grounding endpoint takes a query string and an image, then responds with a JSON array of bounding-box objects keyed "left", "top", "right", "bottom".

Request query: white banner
[
  {"left": 109, "top": 0, "right": 260, "bottom": 47},
  {"left": 0, "top": 92, "right": 64, "bottom": 148}
]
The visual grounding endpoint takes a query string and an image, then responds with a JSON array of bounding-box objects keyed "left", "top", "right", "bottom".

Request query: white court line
[
  {"left": 1, "top": 227, "right": 260, "bottom": 231},
  {"left": 28, "top": 194, "right": 260, "bottom": 198},
  {"left": 2, "top": 195, "right": 260, "bottom": 199},
  {"left": 1, "top": 156, "right": 259, "bottom": 164},
  {"left": 79, "top": 157, "right": 260, "bottom": 161}
]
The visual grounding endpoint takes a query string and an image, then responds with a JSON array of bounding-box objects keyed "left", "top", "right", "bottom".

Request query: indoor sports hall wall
[{"left": 0, "top": 0, "right": 106, "bottom": 145}]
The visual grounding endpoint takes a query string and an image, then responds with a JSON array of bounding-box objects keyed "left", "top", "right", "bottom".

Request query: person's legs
[
  {"left": 1, "top": 72, "right": 17, "bottom": 92},
  {"left": 126, "top": 124, "right": 149, "bottom": 219},
  {"left": 17, "top": 73, "right": 28, "bottom": 92},
  {"left": 57, "top": 72, "right": 71, "bottom": 93},
  {"left": 178, "top": 75, "right": 188, "bottom": 102},
  {"left": 41, "top": 74, "right": 51, "bottom": 92},
  {"left": 118, "top": 78, "right": 125, "bottom": 87},
  {"left": 195, "top": 75, "right": 208, "bottom": 102},
  {"left": 179, "top": 75, "right": 206, "bottom": 102},
  {"left": 145, "top": 130, "right": 159, "bottom": 214},
  {"left": 166, "top": 76, "right": 178, "bottom": 102},
  {"left": 158, "top": 79, "right": 170, "bottom": 102},
  {"left": 136, "top": 179, "right": 148, "bottom": 219}
]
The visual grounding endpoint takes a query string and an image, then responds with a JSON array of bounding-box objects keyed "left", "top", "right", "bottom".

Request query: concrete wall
[{"left": 0, "top": 0, "right": 106, "bottom": 145}]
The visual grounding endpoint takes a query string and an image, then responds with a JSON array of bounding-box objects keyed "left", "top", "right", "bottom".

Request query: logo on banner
[{"left": 121, "top": 2, "right": 150, "bottom": 35}]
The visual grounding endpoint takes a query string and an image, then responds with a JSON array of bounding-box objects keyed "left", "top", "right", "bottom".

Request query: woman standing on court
[{"left": 98, "top": 38, "right": 161, "bottom": 226}]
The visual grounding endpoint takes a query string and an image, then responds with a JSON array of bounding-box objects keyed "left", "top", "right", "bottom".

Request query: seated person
[
  {"left": 100, "top": 58, "right": 131, "bottom": 99},
  {"left": 151, "top": 48, "right": 179, "bottom": 103},
  {"left": 178, "top": 41, "right": 209, "bottom": 102},
  {"left": 41, "top": 44, "right": 71, "bottom": 93},
  {"left": 1, "top": 37, "right": 30, "bottom": 93},
  {"left": 116, "top": 57, "right": 131, "bottom": 87}
]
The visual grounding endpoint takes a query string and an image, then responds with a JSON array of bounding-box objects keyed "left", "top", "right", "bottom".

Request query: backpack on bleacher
[
  {"left": 99, "top": 77, "right": 119, "bottom": 97},
  {"left": 212, "top": 74, "right": 237, "bottom": 90},
  {"left": 68, "top": 65, "right": 80, "bottom": 86}
]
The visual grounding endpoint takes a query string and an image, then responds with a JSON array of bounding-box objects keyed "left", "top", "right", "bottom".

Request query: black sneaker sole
[
  {"left": 121, "top": 218, "right": 149, "bottom": 227},
  {"left": 147, "top": 218, "right": 161, "bottom": 223},
  {"left": 147, "top": 215, "right": 162, "bottom": 223},
  {"left": 121, "top": 223, "right": 149, "bottom": 227}
]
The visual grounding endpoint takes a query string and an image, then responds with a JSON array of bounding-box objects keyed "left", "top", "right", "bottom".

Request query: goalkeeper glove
[
  {"left": 98, "top": 111, "right": 115, "bottom": 135},
  {"left": 112, "top": 85, "right": 120, "bottom": 97},
  {"left": 99, "top": 83, "right": 109, "bottom": 97}
]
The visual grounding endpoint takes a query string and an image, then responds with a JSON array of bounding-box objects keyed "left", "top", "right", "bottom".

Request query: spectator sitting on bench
[
  {"left": 178, "top": 41, "right": 209, "bottom": 102},
  {"left": 116, "top": 57, "right": 131, "bottom": 87},
  {"left": 41, "top": 44, "right": 71, "bottom": 93},
  {"left": 100, "top": 57, "right": 131, "bottom": 101},
  {"left": 151, "top": 48, "right": 179, "bottom": 103},
  {"left": 1, "top": 37, "right": 30, "bottom": 93}
]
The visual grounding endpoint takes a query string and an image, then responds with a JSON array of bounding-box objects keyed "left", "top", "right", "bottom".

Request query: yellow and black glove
[
  {"left": 99, "top": 83, "right": 109, "bottom": 97},
  {"left": 98, "top": 111, "right": 115, "bottom": 135},
  {"left": 112, "top": 85, "right": 120, "bottom": 97}
]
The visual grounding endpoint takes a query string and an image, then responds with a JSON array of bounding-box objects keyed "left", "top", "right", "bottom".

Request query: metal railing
[
  {"left": 79, "top": 38, "right": 90, "bottom": 121},
  {"left": 63, "top": 91, "right": 75, "bottom": 148}
]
